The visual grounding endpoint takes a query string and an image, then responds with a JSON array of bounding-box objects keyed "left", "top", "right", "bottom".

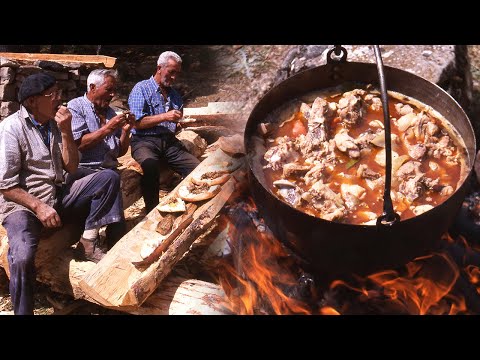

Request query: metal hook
[{"left": 327, "top": 45, "right": 347, "bottom": 64}]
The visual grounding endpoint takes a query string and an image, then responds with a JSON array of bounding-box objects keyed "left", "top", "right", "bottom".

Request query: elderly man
[
  {"left": 68, "top": 69, "right": 135, "bottom": 247},
  {"left": 0, "top": 73, "right": 124, "bottom": 315},
  {"left": 128, "top": 51, "right": 200, "bottom": 213}
]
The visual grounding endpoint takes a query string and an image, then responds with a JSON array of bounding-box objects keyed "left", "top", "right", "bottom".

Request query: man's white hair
[
  {"left": 87, "top": 69, "right": 118, "bottom": 91},
  {"left": 157, "top": 51, "right": 182, "bottom": 66}
]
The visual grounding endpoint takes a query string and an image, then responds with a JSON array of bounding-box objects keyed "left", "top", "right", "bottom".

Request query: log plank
[{"left": 79, "top": 149, "right": 244, "bottom": 308}]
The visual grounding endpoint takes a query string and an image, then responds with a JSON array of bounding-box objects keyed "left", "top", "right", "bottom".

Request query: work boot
[{"left": 74, "top": 237, "right": 107, "bottom": 263}]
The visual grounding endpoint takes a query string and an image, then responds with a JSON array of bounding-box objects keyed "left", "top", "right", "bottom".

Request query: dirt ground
[{"left": 1, "top": 45, "right": 479, "bottom": 315}]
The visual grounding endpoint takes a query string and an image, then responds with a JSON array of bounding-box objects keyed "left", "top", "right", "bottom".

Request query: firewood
[
  {"left": 128, "top": 178, "right": 236, "bottom": 306},
  {"left": 135, "top": 203, "right": 197, "bottom": 266},
  {"left": 1, "top": 233, "right": 231, "bottom": 314}
]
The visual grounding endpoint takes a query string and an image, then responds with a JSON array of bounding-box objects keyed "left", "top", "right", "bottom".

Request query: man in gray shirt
[
  {"left": 0, "top": 73, "right": 123, "bottom": 315},
  {"left": 68, "top": 69, "right": 135, "bottom": 247}
]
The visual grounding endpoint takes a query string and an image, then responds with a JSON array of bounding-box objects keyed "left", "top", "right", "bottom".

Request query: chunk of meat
[
  {"left": 283, "top": 163, "right": 311, "bottom": 178},
  {"left": 263, "top": 140, "right": 300, "bottom": 171},
  {"left": 301, "top": 181, "right": 345, "bottom": 221},
  {"left": 407, "top": 143, "right": 427, "bottom": 160},
  {"left": 334, "top": 129, "right": 360, "bottom": 159},
  {"left": 341, "top": 183, "right": 366, "bottom": 209},
  {"left": 304, "top": 163, "right": 326, "bottom": 186},
  {"left": 395, "top": 103, "right": 414, "bottom": 116},
  {"left": 396, "top": 161, "right": 424, "bottom": 180},
  {"left": 356, "top": 164, "right": 381, "bottom": 180},
  {"left": 273, "top": 180, "right": 303, "bottom": 207},
  {"left": 364, "top": 94, "right": 382, "bottom": 111},
  {"left": 399, "top": 174, "right": 425, "bottom": 202},
  {"left": 337, "top": 90, "right": 366, "bottom": 126}
]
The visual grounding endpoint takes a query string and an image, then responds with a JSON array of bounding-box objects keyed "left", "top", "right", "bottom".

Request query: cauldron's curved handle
[
  {"left": 373, "top": 45, "right": 401, "bottom": 227},
  {"left": 327, "top": 45, "right": 347, "bottom": 64}
]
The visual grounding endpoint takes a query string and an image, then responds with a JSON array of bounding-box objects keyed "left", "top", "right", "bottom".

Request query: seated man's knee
[
  {"left": 141, "top": 159, "right": 161, "bottom": 175},
  {"left": 9, "top": 233, "right": 36, "bottom": 271},
  {"left": 98, "top": 169, "right": 121, "bottom": 187}
]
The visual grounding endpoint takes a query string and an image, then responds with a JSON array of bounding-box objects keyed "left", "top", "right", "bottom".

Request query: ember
[{"left": 208, "top": 189, "right": 480, "bottom": 315}]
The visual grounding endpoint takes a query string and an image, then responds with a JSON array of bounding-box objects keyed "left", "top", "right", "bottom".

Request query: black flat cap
[{"left": 18, "top": 73, "right": 56, "bottom": 103}]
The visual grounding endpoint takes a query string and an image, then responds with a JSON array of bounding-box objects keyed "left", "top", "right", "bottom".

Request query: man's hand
[
  {"left": 163, "top": 110, "right": 183, "bottom": 122},
  {"left": 108, "top": 113, "right": 129, "bottom": 131},
  {"left": 55, "top": 105, "right": 73, "bottom": 133},
  {"left": 122, "top": 112, "right": 136, "bottom": 132},
  {"left": 35, "top": 202, "right": 62, "bottom": 228}
]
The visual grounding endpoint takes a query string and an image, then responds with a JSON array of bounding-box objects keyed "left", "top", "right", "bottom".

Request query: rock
[
  {"left": 35, "top": 60, "right": 68, "bottom": 72},
  {"left": 0, "top": 67, "right": 15, "bottom": 85},
  {"left": 0, "top": 57, "right": 19, "bottom": 68},
  {"left": 0, "top": 101, "right": 19, "bottom": 119}
]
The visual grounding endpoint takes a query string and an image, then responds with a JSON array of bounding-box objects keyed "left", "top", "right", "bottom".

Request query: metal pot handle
[
  {"left": 327, "top": 45, "right": 347, "bottom": 64},
  {"left": 373, "top": 45, "right": 401, "bottom": 227}
]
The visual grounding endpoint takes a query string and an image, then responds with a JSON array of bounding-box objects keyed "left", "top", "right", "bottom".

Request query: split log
[
  {"left": 125, "top": 276, "right": 231, "bottom": 315},
  {"left": 0, "top": 223, "right": 83, "bottom": 279},
  {"left": 183, "top": 102, "right": 241, "bottom": 120},
  {"left": 134, "top": 203, "right": 198, "bottom": 266},
  {"left": 79, "top": 148, "right": 244, "bottom": 308},
  {"left": 183, "top": 125, "right": 238, "bottom": 144},
  {"left": 0, "top": 233, "right": 231, "bottom": 315},
  {"left": 128, "top": 178, "right": 236, "bottom": 306}
]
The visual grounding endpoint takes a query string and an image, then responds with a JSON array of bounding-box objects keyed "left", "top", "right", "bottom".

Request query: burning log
[{"left": 79, "top": 148, "right": 244, "bottom": 308}]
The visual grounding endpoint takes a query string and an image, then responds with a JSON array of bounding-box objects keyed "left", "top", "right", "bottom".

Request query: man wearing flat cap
[{"left": 0, "top": 72, "right": 124, "bottom": 315}]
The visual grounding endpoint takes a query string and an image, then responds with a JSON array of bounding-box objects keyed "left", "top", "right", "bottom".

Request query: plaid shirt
[
  {"left": 68, "top": 94, "right": 122, "bottom": 169},
  {"left": 128, "top": 76, "right": 183, "bottom": 135}
]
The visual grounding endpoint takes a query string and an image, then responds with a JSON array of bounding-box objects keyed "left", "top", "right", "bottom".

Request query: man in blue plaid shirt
[{"left": 128, "top": 51, "right": 200, "bottom": 212}]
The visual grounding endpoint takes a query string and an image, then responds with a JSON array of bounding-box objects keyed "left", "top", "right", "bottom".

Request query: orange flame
[
  {"left": 211, "top": 196, "right": 479, "bottom": 315},
  {"left": 214, "top": 199, "right": 311, "bottom": 315}
]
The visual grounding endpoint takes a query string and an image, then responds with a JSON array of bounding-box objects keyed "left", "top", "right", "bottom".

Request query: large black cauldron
[{"left": 244, "top": 60, "right": 477, "bottom": 280}]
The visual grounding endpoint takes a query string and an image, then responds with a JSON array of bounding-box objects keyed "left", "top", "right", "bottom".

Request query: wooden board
[
  {"left": 79, "top": 148, "right": 244, "bottom": 308},
  {"left": 0, "top": 53, "right": 116, "bottom": 68}
]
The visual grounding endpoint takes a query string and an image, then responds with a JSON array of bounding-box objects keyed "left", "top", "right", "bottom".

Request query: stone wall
[{"left": 0, "top": 56, "right": 109, "bottom": 121}]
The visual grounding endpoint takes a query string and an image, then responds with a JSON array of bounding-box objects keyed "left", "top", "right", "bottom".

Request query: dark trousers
[
  {"left": 3, "top": 169, "right": 123, "bottom": 315},
  {"left": 65, "top": 167, "right": 126, "bottom": 247},
  {"left": 131, "top": 134, "right": 200, "bottom": 213}
]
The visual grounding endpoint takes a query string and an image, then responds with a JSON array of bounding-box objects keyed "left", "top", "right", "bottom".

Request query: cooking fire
[{"left": 207, "top": 188, "right": 480, "bottom": 315}]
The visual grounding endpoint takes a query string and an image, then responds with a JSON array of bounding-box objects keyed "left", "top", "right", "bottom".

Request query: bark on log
[
  {"left": 79, "top": 149, "right": 244, "bottom": 308},
  {"left": 124, "top": 276, "right": 231, "bottom": 315}
]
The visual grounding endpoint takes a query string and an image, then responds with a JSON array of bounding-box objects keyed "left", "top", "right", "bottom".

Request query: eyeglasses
[{"left": 42, "top": 89, "right": 63, "bottom": 99}]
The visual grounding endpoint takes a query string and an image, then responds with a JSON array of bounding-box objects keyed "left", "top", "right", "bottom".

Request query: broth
[{"left": 259, "top": 87, "right": 469, "bottom": 225}]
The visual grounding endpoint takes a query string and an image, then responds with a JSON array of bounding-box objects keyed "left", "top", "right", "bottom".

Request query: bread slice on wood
[
  {"left": 178, "top": 183, "right": 221, "bottom": 202},
  {"left": 191, "top": 170, "right": 231, "bottom": 186},
  {"left": 157, "top": 197, "right": 186, "bottom": 213}
]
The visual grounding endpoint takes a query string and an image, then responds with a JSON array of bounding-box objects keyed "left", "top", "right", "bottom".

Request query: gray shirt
[
  {"left": 0, "top": 107, "right": 65, "bottom": 223},
  {"left": 68, "top": 95, "right": 121, "bottom": 169}
]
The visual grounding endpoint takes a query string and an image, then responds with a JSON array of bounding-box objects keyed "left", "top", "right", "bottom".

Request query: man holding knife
[{"left": 68, "top": 68, "right": 135, "bottom": 249}]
